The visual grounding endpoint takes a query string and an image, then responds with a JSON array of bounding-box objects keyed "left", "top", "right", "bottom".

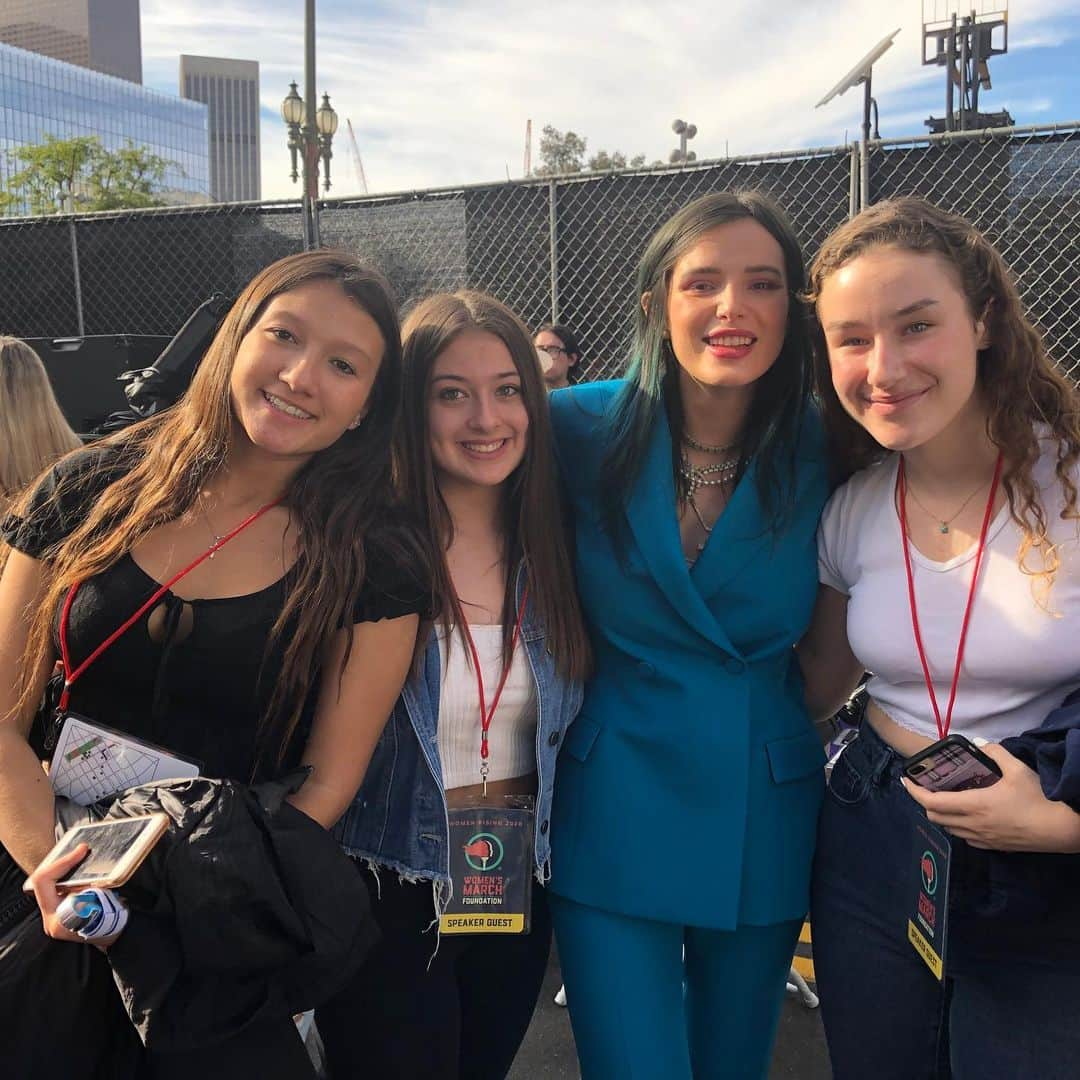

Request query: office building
[
  {"left": 0, "top": 0, "right": 142, "bottom": 83},
  {"left": 180, "top": 55, "right": 260, "bottom": 202},
  {"left": 0, "top": 43, "right": 208, "bottom": 208}
]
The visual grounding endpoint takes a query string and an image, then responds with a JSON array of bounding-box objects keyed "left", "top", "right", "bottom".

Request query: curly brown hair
[{"left": 806, "top": 196, "right": 1080, "bottom": 582}]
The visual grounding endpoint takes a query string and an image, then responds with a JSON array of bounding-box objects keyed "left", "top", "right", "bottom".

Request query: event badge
[
  {"left": 50, "top": 713, "right": 201, "bottom": 806},
  {"left": 439, "top": 796, "right": 535, "bottom": 936},
  {"left": 906, "top": 817, "right": 952, "bottom": 980}
]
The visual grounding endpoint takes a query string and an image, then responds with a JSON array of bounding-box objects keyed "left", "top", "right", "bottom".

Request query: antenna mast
[{"left": 922, "top": 2, "right": 1010, "bottom": 132}]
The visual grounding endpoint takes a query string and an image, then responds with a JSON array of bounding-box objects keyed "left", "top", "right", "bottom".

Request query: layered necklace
[{"left": 679, "top": 432, "right": 740, "bottom": 563}]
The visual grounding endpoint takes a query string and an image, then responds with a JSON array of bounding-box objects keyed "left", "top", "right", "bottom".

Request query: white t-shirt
[
  {"left": 436, "top": 625, "right": 537, "bottom": 790},
  {"left": 818, "top": 441, "right": 1080, "bottom": 743}
]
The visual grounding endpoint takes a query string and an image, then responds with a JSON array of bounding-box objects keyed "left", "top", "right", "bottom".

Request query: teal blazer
[{"left": 548, "top": 381, "right": 829, "bottom": 929}]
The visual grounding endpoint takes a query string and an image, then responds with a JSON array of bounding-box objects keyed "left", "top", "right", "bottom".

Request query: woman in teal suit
[{"left": 548, "top": 192, "right": 829, "bottom": 1079}]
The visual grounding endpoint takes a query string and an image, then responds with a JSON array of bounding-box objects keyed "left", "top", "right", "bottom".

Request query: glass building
[
  {"left": 0, "top": 0, "right": 143, "bottom": 84},
  {"left": 0, "top": 42, "right": 209, "bottom": 210}
]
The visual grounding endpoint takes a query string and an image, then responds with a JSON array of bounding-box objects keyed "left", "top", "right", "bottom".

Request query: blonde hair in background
[{"left": 0, "top": 337, "right": 82, "bottom": 511}]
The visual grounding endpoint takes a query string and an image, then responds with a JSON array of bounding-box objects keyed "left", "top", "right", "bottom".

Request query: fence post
[
  {"left": 548, "top": 179, "right": 559, "bottom": 322},
  {"left": 849, "top": 145, "right": 860, "bottom": 218},
  {"left": 69, "top": 218, "right": 86, "bottom": 336}
]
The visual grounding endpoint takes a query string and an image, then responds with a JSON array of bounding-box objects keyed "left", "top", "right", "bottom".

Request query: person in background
[
  {"left": 546, "top": 191, "right": 828, "bottom": 1079},
  {"left": 0, "top": 252, "right": 428, "bottom": 1078},
  {"left": 535, "top": 323, "right": 582, "bottom": 390},
  {"left": 799, "top": 197, "right": 1080, "bottom": 1078},
  {"left": 0, "top": 336, "right": 81, "bottom": 516},
  {"left": 319, "top": 291, "right": 589, "bottom": 1080}
]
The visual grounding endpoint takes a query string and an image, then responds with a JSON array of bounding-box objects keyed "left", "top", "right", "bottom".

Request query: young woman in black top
[{"left": 0, "top": 251, "right": 428, "bottom": 1077}]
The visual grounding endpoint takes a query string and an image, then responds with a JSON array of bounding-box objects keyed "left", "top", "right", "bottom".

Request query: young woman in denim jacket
[
  {"left": 799, "top": 198, "right": 1080, "bottom": 1078},
  {"left": 319, "top": 291, "right": 590, "bottom": 1080}
]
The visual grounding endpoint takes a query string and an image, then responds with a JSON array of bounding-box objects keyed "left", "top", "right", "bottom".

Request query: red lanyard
[
  {"left": 57, "top": 497, "right": 283, "bottom": 713},
  {"left": 460, "top": 587, "right": 529, "bottom": 794},
  {"left": 897, "top": 454, "right": 1003, "bottom": 740}
]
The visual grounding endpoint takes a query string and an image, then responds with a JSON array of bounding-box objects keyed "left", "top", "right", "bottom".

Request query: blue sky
[{"left": 140, "top": 1, "right": 1080, "bottom": 199}]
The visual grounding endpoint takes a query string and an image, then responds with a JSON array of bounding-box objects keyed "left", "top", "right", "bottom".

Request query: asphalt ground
[{"left": 507, "top": 946, "right": 831, "bottom": 1079}]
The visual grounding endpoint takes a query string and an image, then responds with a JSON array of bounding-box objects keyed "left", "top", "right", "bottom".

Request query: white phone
[{"left": 24, "top": 813, "right": 168, "bottom": 892}]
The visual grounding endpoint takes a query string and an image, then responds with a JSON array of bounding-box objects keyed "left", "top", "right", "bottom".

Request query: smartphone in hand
[{"left": 903, "top": 734, "right": 1003, "bottom": 793}]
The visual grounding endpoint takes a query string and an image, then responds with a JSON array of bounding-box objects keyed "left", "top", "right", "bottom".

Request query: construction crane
[{"left": 345, "top": 119, "right": 369, "bottom": 195}]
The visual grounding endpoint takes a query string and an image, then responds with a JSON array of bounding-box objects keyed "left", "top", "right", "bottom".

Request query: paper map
[{"left": 51, "top": 715, "right": 200, "bottom": 807}]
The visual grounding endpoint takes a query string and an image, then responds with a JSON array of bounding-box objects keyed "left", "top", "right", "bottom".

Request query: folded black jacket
[
  {"left": 1002, "top": 687, "right": 1080, "bottom": 813},
  {"left": 59, "top": 769, "right": 377, "bottom": 1052}
]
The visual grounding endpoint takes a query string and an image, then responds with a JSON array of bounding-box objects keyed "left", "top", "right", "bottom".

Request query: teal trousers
[{"left": 550, "top": 893, "right": 800, "bottom": 1080}]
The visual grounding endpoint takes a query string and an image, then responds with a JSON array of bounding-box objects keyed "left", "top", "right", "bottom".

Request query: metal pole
[
  {"left": 946, "top": 15, "right": 956, "bottom": 133},
  {"left": 860, "top": 73, "right": 872, "bottom": 209},
  {"left": 68, "top": 219, "right": 85, "bottom": 336},
  {"left": 548, "top": 179, "right": 559, "bottom": 322},
  {"left": 959, "top": 16, "right": 970, "bottom": 132},
  {"left": 970, "top": 22, "right": 982, "bottom": 115},
  {"left": 303, "top": 0, "right": 318, "bottom": 249},
  {"left": 849, "top": 144, "right": 859, "bottom": 218}
]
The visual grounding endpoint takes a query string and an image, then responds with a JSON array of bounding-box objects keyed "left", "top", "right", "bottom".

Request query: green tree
[
  {"left": 88, "top": 141, "right": 172, "bottom": 210},
  {"left": 534, "top": 125, "right": 588, "bottom": 176},
  {"left": 587, "top": 150, "right": 648, "bottom": 171},
  {"left": 2, "top": 134, "right": 176, "bottom": 215}
]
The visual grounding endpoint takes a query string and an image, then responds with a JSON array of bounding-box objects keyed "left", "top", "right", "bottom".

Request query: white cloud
[{"left": 140, "top": 0, "right": 1079, "bottom": 200}]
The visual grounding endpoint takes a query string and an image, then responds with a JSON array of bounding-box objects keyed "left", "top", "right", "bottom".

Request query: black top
[{"left": 1, "top": 448, "right": 430, "bottom": 783}]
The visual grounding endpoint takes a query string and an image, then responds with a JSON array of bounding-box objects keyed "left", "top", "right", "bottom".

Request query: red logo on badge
[{"left": 920, "top": 851, "right": 937, "bottom": 895}]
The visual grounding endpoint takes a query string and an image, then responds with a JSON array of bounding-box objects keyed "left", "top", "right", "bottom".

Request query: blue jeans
[{"left": 812, "top": 717, "right": 1080, "bottom": 1080}]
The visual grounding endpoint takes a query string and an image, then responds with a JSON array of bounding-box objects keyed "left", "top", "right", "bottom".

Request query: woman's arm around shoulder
[
  {"left": 796, "top": 584, "right": 863, "bottom": 722},
  {"left": 289, "top": 612, "right": 420, "bottom": 829}
]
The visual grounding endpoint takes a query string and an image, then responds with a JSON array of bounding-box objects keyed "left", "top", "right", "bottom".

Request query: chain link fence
[
  {"left": 868, "top": 122, "right": 1080, "bottom": 381},
  {"left": 1, "top": 121, "right": 1077, "bottom": 381}
]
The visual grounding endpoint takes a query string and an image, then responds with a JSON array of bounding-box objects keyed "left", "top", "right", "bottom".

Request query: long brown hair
[
  {"left": 18, "top": 251, "right": 415, "bottom": 760},
  {"left": 398, "top": 291, "right": 590, "bottom": 682},
  {"left": 0, "top": 337, "right": 81, "bottom": 511},
  {"left": 807, "top": 196, "right": 1080, "bottom": 580}
]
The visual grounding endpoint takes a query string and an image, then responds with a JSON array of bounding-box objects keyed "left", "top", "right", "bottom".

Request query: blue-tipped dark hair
[{"left": 599, "top": 190, "right": 813, "bottom": 544}]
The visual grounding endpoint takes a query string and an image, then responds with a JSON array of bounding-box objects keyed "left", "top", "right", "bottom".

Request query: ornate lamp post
[{"left": 279, "top": 0, "right": 337, "bottom": 248}]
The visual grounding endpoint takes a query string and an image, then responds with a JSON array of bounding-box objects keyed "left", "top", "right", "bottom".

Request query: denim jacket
[{"left": 334, "top": 567, "right": 583, "bottom": 900}]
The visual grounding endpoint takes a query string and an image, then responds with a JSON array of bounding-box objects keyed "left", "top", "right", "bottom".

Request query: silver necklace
[
  {"left": 679, "top": 453, "right": 739, "bottom": 498},
  {"left": 197, "top": 492, "right": 226, "bottom": 557},
  {"left": 683, "top": 432, "right": 737, "bottom": 455}
]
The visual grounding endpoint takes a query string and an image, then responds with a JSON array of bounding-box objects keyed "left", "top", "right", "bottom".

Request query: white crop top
[
  {"left": 436, "top": 625, "right": 537, "bottom": 790},
  {"left": 818, "top": 441, "right": 1080, "bottom": 744}
]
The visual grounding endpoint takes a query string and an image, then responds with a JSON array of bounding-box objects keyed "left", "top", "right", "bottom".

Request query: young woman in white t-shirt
[{"left": 797, "top": 197, "right": 1080, "bottom": 1079}]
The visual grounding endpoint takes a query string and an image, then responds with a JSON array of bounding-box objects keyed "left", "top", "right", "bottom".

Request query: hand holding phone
[
  {"left": 903, "top": 734, "right": 1003, "bottom": 793},
  {"left": 24, "top": 813, "right": 168, "bottom": 893}
]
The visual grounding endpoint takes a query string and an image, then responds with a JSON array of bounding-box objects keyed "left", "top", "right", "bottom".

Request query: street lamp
[
  {"left": 315, "top": 92, "right": 338, "bottom": 192},
  {"left": 279, "top": 0, "right": 336, "bottom": 248},
  {"left": 280, "top": 81, "right": 337, "bottom": 243},
  {"left": 281, "top": 81, "right": 304, "bottom": 183}
]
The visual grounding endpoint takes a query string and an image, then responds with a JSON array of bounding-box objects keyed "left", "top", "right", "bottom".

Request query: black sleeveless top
[{"left": 1, "top": 448, "right": 429, "bottom": 784}]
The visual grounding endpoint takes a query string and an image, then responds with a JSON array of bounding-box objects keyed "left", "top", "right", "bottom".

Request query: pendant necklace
[
  {"left": 902, "top": 468, "right": 989, "bottom": 535},
  {"left": 197, "top": 492, "right": 227, "bottom": 558}
]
